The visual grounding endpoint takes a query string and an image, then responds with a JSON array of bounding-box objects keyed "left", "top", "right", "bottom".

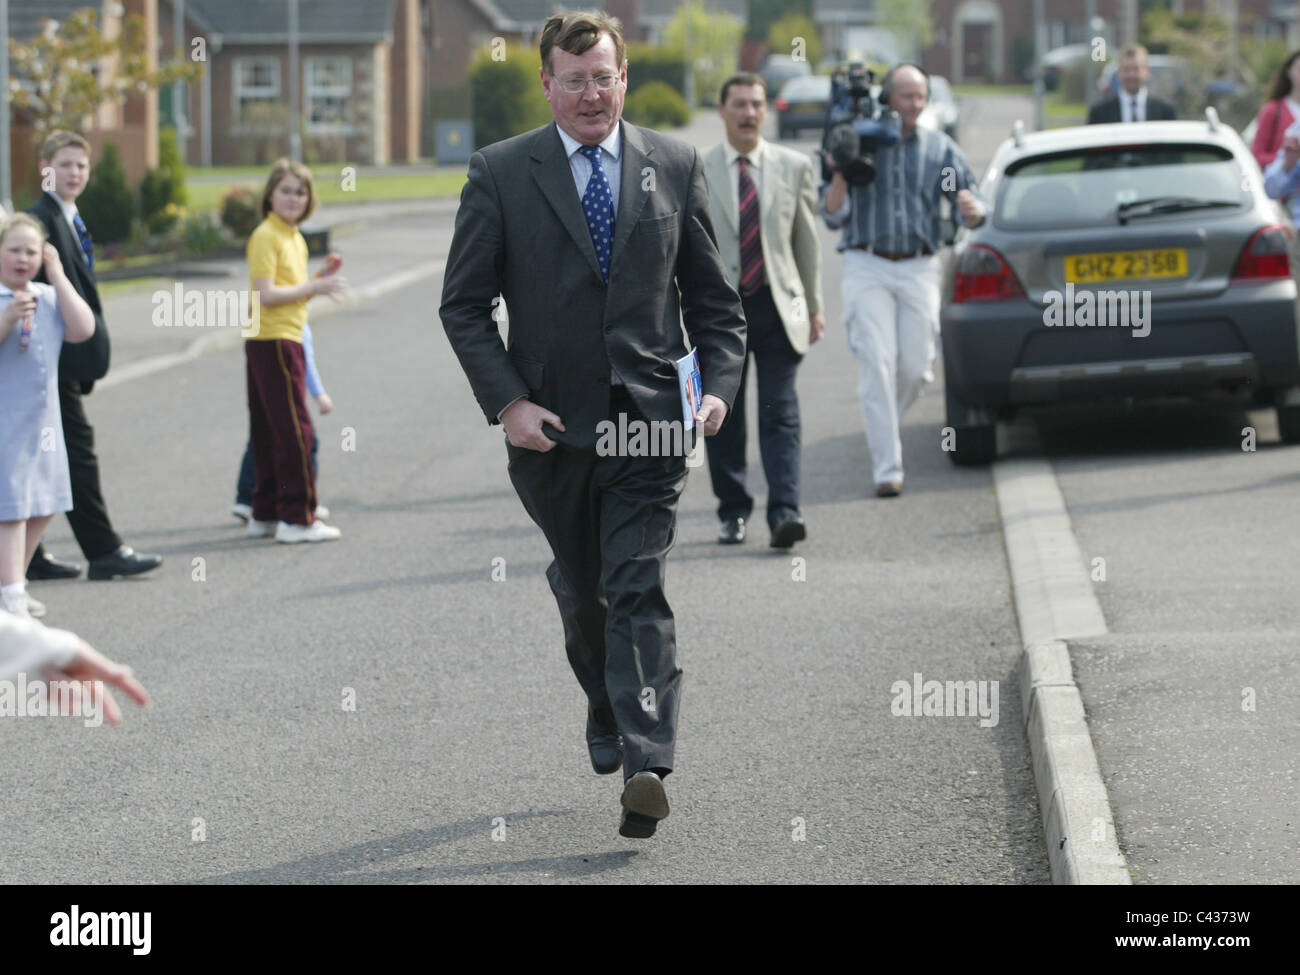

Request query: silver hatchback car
[{"left": 941, "top": 113, "right": 1298, "bottom": 464}]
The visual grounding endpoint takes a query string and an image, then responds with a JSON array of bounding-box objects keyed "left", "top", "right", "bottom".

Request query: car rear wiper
[{"left": 1116, "top": 196, "right": 1240, "bottom": 224}]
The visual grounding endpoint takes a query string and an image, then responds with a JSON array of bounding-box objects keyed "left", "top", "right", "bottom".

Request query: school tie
[
  {"left": 578, "top": 145, "right": 615, "bottom": 282},
  {"left": 73, "top": 211, "right": 94, "bottom": 271},
  {"left": 738, "top": 156, "right": 766, "bottom": 296},
  {"left": 1129, "top": 96, "right": 1140, "bottom": 123}
]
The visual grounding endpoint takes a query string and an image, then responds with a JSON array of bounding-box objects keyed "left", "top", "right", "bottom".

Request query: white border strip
[{"left": 994, "top": 457, "right": 1130, "bottom": 884}]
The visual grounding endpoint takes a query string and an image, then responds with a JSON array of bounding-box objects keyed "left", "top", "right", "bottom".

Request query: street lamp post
[
  {"left": 288, "top": 0, "right": 301, "bottom": 162},
  {"left": 1, "top": 0, "right": 11, "bottom": 214}
]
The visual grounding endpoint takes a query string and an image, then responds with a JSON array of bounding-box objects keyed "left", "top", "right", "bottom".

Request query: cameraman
[{"left": 821, "top": 63, "right": 986, "bottom": 497}]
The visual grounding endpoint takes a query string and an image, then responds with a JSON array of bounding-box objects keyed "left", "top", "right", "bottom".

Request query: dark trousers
[
  {"left": 236, "top": 433, "right": 318, "bottom": 506},
  {"left": 30, "top": 378, "right": 123, "bottom": 566},
  {"left": 245, "top": 339, "right": 317, "bottom": 525},
  {"left": 705, "top": 286, "right": 803, "bottom": 527},
  {"left": 506, "top": 386, "right": 687, "bottom": 779}
]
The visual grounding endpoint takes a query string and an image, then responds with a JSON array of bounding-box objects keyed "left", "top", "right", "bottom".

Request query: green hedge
[
  {"left": 470, "top": 46, "right": 552, "bottom": 148},
  {"left": 624, "top": 81, "right": 690, "bottom": 129},
  {"left": 626, "top": 43, "right": 688, "bottom": 100}
]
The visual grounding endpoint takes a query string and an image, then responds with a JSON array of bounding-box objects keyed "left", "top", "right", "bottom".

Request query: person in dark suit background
[
  {"left": 1087, "top": 44, "right": 1177, "bottom": 124},
  {"left": 440, "top": 10, "right": 746, "bottom": 838},
  {"left": 27, "top": 131, "right": 162, "bottom": 583}
]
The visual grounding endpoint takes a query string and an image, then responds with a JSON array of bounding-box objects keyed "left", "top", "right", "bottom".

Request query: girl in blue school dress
[{"left": 0, "top": 213, "right": 96, "bottom": 618}]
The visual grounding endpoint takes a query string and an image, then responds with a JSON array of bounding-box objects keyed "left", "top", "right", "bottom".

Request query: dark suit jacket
[
  {"left": 440, "top": 120, "right": 747, "bottom": 451},
  {"left": 29, "top": 191, "right": 110, "bottom": 392},
  {"left": 1087, "top": 94, "right": 1177, "bottom": 124}
]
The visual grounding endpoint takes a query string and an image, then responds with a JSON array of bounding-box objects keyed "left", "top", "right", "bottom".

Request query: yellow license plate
[{"left": 1064, "top": 248, "right": 1187, "bottom": 283}]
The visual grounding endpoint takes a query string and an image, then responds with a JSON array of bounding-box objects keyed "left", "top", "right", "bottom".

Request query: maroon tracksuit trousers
[{"left": 245, "top": 338, "right": 317, "bottom": 525}]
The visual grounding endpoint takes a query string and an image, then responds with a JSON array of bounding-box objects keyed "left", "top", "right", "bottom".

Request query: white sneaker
[
  {"left": 314, "top": 504, "right": 330, "bottom": 519},
  {"left": 231, "top": 502, "right": 252, "bottom": 522},
  {"left": 275, "top": 520, "right": 341, "bottom": 543},
  {"left": 1, "top": 589, "right": 31, "bottom": 618},
  {"left": 27, "top": 594, "right": 46, "bottom": 619},
  {"left": 247, "top": 518, "right": 277, "bottom": 538}
]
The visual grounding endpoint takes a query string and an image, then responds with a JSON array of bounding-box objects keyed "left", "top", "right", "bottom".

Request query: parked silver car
[{"left": 941, "top": 113, "right": 1298, "bottom": 464}]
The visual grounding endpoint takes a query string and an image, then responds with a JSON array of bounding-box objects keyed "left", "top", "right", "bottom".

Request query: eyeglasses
[{"left": 556, "top": 74, "right": 621, "bottom": 94}]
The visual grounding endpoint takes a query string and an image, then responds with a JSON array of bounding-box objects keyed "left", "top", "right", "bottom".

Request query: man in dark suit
[
  {"left": 26, "top": 131, "right": 162, "bottom": 584},
  {"left": 1088, "top": 44, "right": 1177, "bottom": 124},
  {"left": 440, "top": 10, "right": 746, "bottom": 838}
]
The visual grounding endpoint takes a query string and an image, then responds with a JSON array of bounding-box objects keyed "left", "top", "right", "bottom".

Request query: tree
[
  {"left": 746, "top": 0, "right": 812, "bottom": 43},
  {"left": 877, "top": 0, "right": 935, "bottom": 60},
  {"left": 768, "top": 14, "right": 821, "bottom": 68},
  {"left": 7, "top": 7, "right": 203, "bottom": 140},
  {"left": 664, "top": 1, "right": 745, "bottom": 107}
]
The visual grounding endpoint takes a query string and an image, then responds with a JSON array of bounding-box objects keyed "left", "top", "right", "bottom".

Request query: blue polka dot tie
[{"left": 579, "top": 144, "right": 615, "bottom": 282}]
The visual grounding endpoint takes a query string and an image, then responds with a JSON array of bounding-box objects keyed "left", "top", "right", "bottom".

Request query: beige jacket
[{"left": 702, "top": 138, "right": 823, "bottom": 355}]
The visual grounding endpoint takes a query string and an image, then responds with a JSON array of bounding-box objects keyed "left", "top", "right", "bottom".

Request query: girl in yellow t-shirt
[{"left": 242, "top": 159, "right": 347, "bottom": 544}]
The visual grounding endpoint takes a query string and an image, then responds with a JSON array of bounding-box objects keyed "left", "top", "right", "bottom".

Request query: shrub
[
  {"left": 470, "top": 46, "right": 552, "bottom": 148},
  {"left": 77, "top": 141, "right": 134, "bottom": 244},
  {"left": 183, "top": 212, "right": 224, "bottom": 255},
  {"left": 139, "top": 127, "right": 188, "bottom": 234},
  {"left": 625, "top": 44, "right": 688, "bottom": 100},
  {"left": 624, "top": 81, "right": 690, "bottom": 129},
  {"left": 220, "top": 185, "right": 260, "bottom": 239}
]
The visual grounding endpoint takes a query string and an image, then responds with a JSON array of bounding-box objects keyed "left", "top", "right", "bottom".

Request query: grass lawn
[
  {"left": 953, "top": 83, "right": 1033, "bottom": 98},
  {"left": 185, "top": 170, "right": 468, "bottom": 214},
  {"left": 1044, "top": 94, "right": 1087, "bottom": 129},
  {"left": 98, "top": 276, "right": 169, "bottom": 297}
]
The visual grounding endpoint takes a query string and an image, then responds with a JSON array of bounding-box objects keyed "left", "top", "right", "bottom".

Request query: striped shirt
[{"left": 819, "top": 125, "right": 984, "bottom": 253}]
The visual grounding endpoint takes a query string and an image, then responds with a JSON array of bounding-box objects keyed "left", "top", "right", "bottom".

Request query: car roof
[{"left": 989, "top": 119, "right": 1245, "bottom": 171}]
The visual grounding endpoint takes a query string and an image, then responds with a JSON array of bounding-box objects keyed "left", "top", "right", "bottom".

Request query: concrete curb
[{"left": 993, "top": 456, "right": 1131, "bottom": 885}]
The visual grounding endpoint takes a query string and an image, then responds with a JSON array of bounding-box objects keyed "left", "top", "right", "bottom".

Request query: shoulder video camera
[{"left": 821, "top": 63, "right": 901, "bottom": 186}]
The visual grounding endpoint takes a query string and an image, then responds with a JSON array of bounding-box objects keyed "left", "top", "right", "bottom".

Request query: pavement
[{"left": 2, "top": 97, "right": 1294, "bottom": 884}]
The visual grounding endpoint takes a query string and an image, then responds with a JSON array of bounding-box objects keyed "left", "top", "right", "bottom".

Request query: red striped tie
[{"left": 738, "top": 156, "right": 766, "bottom": 296}]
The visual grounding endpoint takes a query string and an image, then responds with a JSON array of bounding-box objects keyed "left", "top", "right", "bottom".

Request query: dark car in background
[
  {"left": 774, "top": 75, "right": 831, "bottom": 140},
  {"left": 941, "top": 115, "right": 1299, "bottom": 464}
]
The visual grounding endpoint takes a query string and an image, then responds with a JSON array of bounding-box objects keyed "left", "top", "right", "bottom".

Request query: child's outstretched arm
[{"left": 42, "top": 243, "right": 95, "bottom": 342}]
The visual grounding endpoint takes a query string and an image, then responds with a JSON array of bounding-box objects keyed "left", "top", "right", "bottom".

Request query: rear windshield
[{"left": 996, "top": 144, "right": 1245, "bottom": 229}]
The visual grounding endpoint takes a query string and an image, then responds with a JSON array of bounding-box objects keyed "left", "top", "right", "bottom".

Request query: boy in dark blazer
[{"left": 26, "top": 130, "right": 161, "bottom": 583}]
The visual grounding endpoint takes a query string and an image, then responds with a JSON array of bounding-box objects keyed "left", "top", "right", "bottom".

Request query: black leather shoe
[
  {"left": 587, "top": 708, "right": 623, "bottom": 775},
  {"left": 27, "top": 550, "right": 83, "bottom": 580},
  {"left": 619, "top": 770, "right": 670, "bottom": 838},
  {"left": 717, "top": 517, "right": 746, "bottom": 544},
  {"left": 769, "top": 513, "right": 807, "bottom": 549},
  {"left": 87, "top": 545, "right": 163, "bottom": 581}
]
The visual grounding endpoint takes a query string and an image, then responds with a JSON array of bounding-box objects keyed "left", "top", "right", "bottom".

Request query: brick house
[
  {"left": 164, "top": 0, "right": 425, "bottom": 166},
  {"left": 7, "top": 0, "right": 160, "bottom": 203}
]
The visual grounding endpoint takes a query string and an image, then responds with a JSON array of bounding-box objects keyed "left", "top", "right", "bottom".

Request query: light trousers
[{"left": 841, "top": 249, "right": 944, "bottom": 485}]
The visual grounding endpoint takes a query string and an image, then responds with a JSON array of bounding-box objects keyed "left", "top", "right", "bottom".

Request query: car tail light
[
  {"left": 774, "top": 97, "right": 788, "bottom": 111},
  {"left": 953, "top": 244, "right": 1026, "bottom": 302},
  {"left": 1232, "top": 225, "right": 1292, "bottom": 281}
]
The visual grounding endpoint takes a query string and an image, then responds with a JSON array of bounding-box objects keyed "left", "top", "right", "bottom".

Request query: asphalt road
[
  {"left": 1, "top": 105, "right": 1049, "bottom": 884},
  {"left": 6, "top": 95, "right": 1292, "bottom": 884}
]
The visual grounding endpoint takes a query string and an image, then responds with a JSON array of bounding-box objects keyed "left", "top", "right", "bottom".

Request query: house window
[
  {"left": 234, "top": 57, "right": 281, "bottom": 126},
  {"left": 306, "top": 57, "right": 354, "bottom": 133}
]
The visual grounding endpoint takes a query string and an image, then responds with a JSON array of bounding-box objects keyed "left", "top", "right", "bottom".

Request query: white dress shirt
[{"left": 1121, "top": 87, "right": 1149, "bottom": 123}]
